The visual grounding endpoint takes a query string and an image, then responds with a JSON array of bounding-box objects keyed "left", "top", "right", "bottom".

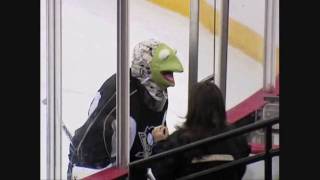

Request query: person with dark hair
[{"left": 150, "top": 80, "right": 250, "bottom": 180}]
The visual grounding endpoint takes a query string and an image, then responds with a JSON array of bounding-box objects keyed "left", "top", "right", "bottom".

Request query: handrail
[
  {"left": 84, "top": 117, "right": 278, "bottom": 180},
  {"left": 129, "top": 117, "right": 279, "bottom": 167}
]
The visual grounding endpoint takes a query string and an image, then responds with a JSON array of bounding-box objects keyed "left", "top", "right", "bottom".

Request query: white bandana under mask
[{"left": 131, "top": 39, "right": 168, "bottom": 111}]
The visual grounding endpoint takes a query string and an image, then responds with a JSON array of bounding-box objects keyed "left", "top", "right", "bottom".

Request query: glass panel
[
  {"left": 242, "top": 156, "right": 280, "bottom": 180},
  {"left": 226, "top": 0, "right": 265, "bottom": 110},
  {"left": 40, "top": 0, "right": 47, "bottom": 179},
  {"left": 272, "top": 156, "right": 280, "bottom": 179},
  {"left": 61, "top": 0, "right": 117, "bottom": 179},
  {"left": 243, "top": 160, "right": 265, "bottom": 180},
  {"left": 198, "top": 0, "right": 217, "bottom": 81},
  {"left": 275, "top": 0, "right": 279, "bottom": 77}
]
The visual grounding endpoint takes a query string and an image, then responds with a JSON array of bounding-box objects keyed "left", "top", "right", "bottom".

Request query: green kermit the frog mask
[
  {"left": 150, "top": 43, "right": 184, "bottom": 89},
  {"left": 130, "top": 39, "right": 184, "bottom": 111}
]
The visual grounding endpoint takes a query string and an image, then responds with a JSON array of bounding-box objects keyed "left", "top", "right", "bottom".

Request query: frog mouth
[{"left": 161, "top": 71, "right": 174, "bottom": 84}]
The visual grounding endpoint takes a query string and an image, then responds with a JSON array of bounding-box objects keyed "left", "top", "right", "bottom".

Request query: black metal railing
[{"left": 129, "top": 117, "right": 279, "bottom": 180}]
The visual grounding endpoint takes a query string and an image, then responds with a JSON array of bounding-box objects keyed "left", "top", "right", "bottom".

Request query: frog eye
[{"left": 158, "top": 49, "right": 170, "bottom": 61}]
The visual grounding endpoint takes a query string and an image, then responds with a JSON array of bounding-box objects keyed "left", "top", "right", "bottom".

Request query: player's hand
[{"left": 152, "top": 125, "right": 169, "bottom": 142}]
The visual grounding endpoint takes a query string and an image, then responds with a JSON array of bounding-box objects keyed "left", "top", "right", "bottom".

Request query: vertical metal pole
[
  {"left": 263, "top": 0, "right": 277, "bottom": 92},
  {"left": 188, "top": 0, "right": 199, "bottom": 94},
  {"left": 47, "top": 0, "right": 62, "bottom": 179},
  {"left": 218, "top": 0, "right": 230, "bottom": 103},
  {"left": 265, "top": 126, "right": 272, "bottom": 180},
  {"left": 116, "top": 0, "right": 130, "bottom": 168},
  {"left": 213, "top": 0, "right": 217, "bottom": 82}
]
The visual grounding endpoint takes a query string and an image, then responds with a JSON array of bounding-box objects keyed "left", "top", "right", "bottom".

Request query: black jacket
[
  {"left": 68, "top": 73, "right": 168, "bottom": 179},
  {"left": 151, "top": 127, "right": 250, "bottom": 180}
]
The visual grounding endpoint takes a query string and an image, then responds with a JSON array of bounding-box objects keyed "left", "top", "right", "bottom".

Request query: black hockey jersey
[{"left": 68, "top": 72, "right": 168, "bottom": 179}]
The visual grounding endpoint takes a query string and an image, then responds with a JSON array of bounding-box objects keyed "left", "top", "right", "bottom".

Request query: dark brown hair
[{"left": 181, "top": 80, "right": 227, "bottom": 133}]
